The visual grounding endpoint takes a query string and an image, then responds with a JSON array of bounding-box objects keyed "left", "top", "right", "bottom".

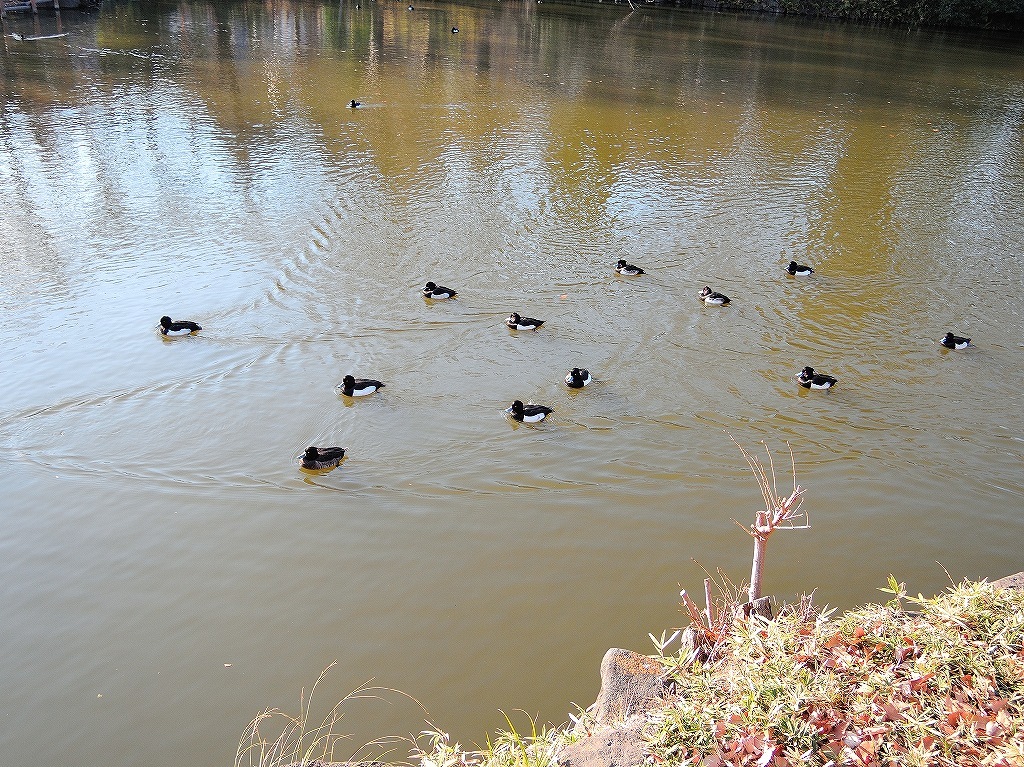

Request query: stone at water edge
[
  {"left": 991, "top": 571, "right": 1024, "bottom": 590},
  {"left": 590, "top": 648, "right": 669, "bottom": 726},
  {"left": 555, "top": 648, "right": 667, "bottom": 767},
  {"left": 556, "top": 724, "right": 646, "bottom": 767}
]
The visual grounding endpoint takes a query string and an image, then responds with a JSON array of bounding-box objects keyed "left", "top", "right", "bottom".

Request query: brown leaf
[
  {"left": 823, "top": 633, "right": 846, "bottom": 649},
  {"left": 908, "top": 672, "right": 935, "bottom": 692},
  {"left": 739, "top": 733, "right": 763, "bottom": 754},
  {"left": 879, "top": 702, "right": 906, "bottom": 722}
]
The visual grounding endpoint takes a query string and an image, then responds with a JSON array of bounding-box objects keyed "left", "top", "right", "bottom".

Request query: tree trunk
[{"left": 749, "top": 533, "right": 766, "bottom": 603}]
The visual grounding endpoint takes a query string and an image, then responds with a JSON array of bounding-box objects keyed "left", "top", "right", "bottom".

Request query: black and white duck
[
  {"left": 300, "top": 446, "right": 347, "bottom": 470},
  {"left": 796, "top": 366, "right": 837, "bottom": 390},
  {"left": 699, "top": 286, "right": 730, "bottom": 305},
  {"left": 159, "top": 316, "right": 202, "bottom": 336},
  {"left": 564, "top": 368, "right": 592, "bottom": 388},
  {"left": 614, "top": 259, "right": 645, "bottom": 276},
  {"left": 940, "top": 332, "right": 971, "bottom": 350},
  {"left": 422, "top": 281, "right": 457, "bottom": 299},
  {"left": 506, "top": 400, "right": 553, "bottom": 423},
  {"left": 506, "top": 312, "right": 545, "bottom": 330},
  {"left": 337, "top": 375, "right": 385, "bottom": 397}
]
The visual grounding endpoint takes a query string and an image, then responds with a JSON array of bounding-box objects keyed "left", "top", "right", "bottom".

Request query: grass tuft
[{"left": 235, "top": 664, "right": 420, "bottom": 767}]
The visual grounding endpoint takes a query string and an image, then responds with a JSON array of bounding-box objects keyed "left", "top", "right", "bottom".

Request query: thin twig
[
  {"left": 704, "top": 578, "right": 715, "bottom": 629},
  {"left": 680, "top": 589, "right": 710, "bottom": 635}
]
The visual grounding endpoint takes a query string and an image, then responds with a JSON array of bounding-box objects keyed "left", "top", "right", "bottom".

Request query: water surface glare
[{"left": 2, "top": 2, "right": 1023, "bottom": 765}]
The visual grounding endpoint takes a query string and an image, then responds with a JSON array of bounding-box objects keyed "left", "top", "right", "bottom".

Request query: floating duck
[
  {"left": 159, "top": 316, "right": 202, "bottom": 336},
  {"left": 300, "top": 446, "right": 347, "bottom": 470},
  {"left": 615, "top": 259, "right": 645, "bottom": 276},
  {"left": 940, "top": 332, "right": 971, "bottom": 350},
  {"left": 786, "top": 261, "right": 814, "bottom": 276},
  {"left": 451, "top": 26, "right": 459, "bottom": 33},
  {"left": 338, "top": 375, "right": 385, "bottom": 397},
  {"left": 507, "top": 400, "right": 552, "bottom": 423},
  {"left": 699, "top": 286, "right": 730, "bottom": 305},
  {"left": 796, "top": 366, "right": 837, "bottom": 390},
  {"left": 422, "top": 281, "right": 457, "bottom": 299},
  {"left": 506, "top": 312, "right": 545, "bottom": 330},
  {"left": 565, "top": 368, "right": 592, "bottom": 388},
  {"left": 349, "top": 100, "right": 360, "bottom": 108}
]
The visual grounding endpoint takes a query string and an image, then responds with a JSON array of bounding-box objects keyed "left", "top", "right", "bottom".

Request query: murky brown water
[{"left": 1, "top": 1, "right": 1023, "bottom": 765}]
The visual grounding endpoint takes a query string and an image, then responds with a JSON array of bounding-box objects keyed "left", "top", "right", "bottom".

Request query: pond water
[{"left": 1, "top": 1, "right": 1023, "bottom": 765}]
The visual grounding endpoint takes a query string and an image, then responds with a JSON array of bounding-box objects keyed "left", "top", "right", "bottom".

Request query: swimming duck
[
  {"left": 506, "top": 312, "right": 545, "bottom": 330},
  {"left": 796, "top": 366, "right": 837, "bottom": 390},
  {"left": 301, "top": 446, "right": 347, "bottom": 470},
  {"left": 338, "top": 375, "right": 385, "bottom": 397},
  {"left": 786, "top": 261, "right": 814, "bottom": 276},
  {"left": 506, "top": 400, "right": 553, "bottom": 423},
  {"left": 159, "top": 316, "right": 202, "bottom": 336},
  {"left": 940, "top": 332, "right": 971, "bottom": 350},
  {"left": 565, "top": 368, "right": 592, "bottom": 388},
  {"left": 349, "top": 100, "right": 361, "bottom": 108},
  {"left": 699, "top": 286, "right": 730, "bottom": 305},
  {"left": 615, "top": 259, "right": 645, "bottom": 276},
  {"left": 422, "top": 281, "right": 457, "bottom": 299},
  {"left": 452, "top": 26, "right": 459, "bottom": 33}
]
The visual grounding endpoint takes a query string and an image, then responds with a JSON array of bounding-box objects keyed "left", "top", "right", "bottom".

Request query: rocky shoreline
[{"left": 291, "top": 572, "right": 1024, "bottom": 767}]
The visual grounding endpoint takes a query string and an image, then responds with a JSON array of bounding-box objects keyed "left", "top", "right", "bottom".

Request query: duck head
[{"left": 160, "top": 316, "right": 172, "bottom": 328}]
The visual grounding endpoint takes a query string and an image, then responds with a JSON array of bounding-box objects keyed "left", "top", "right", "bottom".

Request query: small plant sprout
[
  {"left": 731, "top": 438, "right": 810, "bottom": 604},
  {"left": 648, "top": 628, "right": 682, "bottom": 657}
]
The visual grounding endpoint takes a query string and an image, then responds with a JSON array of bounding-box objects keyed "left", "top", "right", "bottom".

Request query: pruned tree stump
[{"left": 741, "top": 596, "right": 773, "bottom": 620}]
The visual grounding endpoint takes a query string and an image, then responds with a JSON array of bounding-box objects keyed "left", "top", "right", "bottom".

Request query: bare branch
[{"left": 731, "top": 441, "right": 811, "bottom": 603}]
